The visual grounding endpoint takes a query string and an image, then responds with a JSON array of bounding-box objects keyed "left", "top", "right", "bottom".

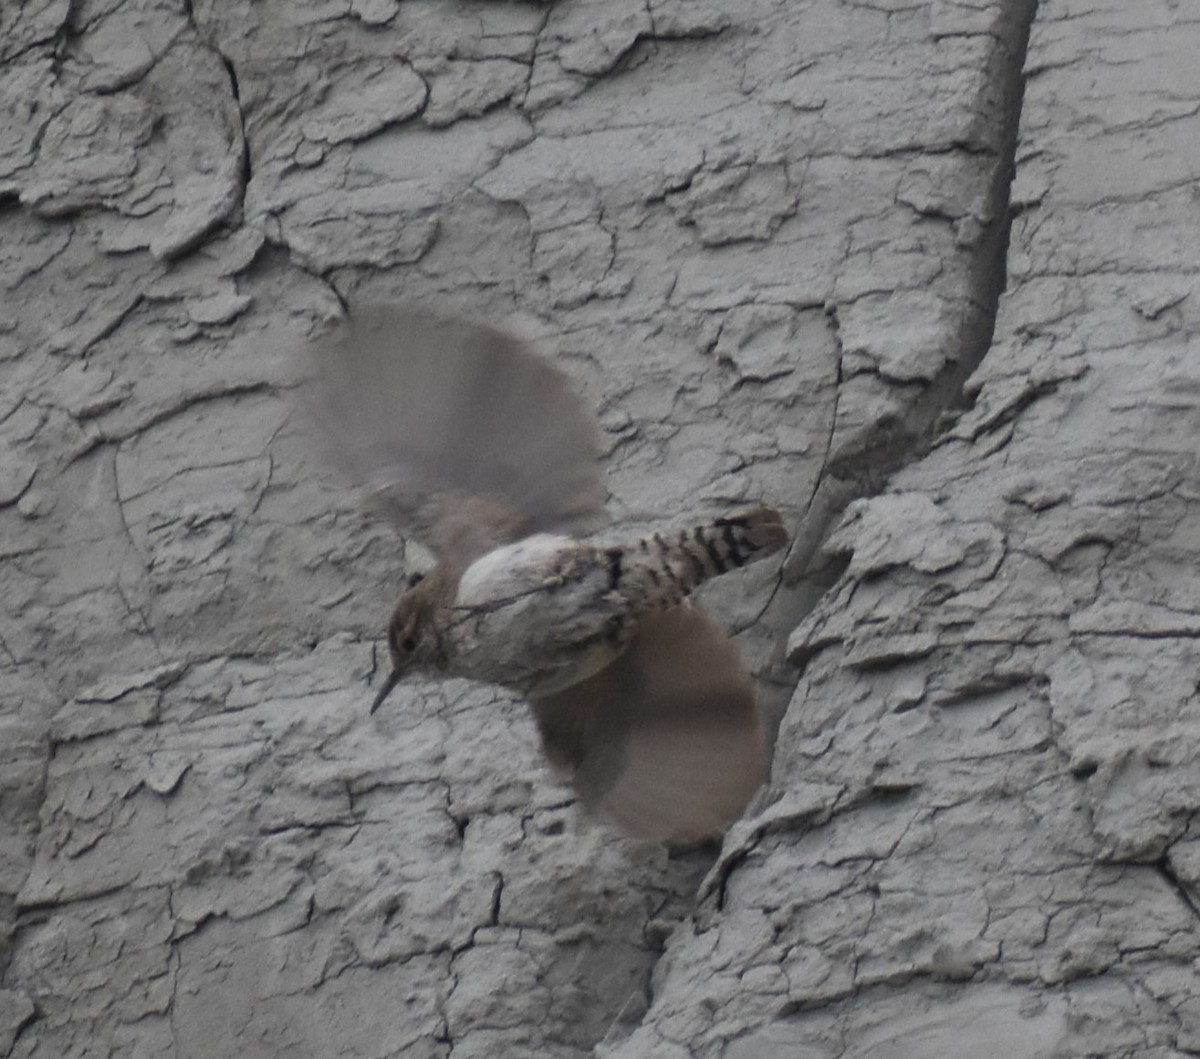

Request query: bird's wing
[
  {"left": 530, "top": 605, "right": 767, "bottom": 844},
  {"left": 309, "top": 304, "right": 609, "bottom": 566}
]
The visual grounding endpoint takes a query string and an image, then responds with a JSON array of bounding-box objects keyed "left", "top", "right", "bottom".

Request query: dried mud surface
[{"left": 2, "top": 1, "right": 1198, "bottom": 1057}]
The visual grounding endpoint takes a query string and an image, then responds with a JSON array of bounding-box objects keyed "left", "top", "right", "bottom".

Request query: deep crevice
[
  {"left": 764, "top": 0, "right": 1040, "bottom": 681},
  {"left": 837, "top": 0, "right": 1040, "bottom": 482},
  {"left": 1156, "top": 855, "right": 1200, "bottom": 920}
]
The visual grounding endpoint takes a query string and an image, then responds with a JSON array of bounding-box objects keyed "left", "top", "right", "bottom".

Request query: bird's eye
[
  {"left": 401, "top": 636, "right": 417, "bottom": 653},
  {"left": 407, "top": 571, "right": 425, "bottom": 588}
]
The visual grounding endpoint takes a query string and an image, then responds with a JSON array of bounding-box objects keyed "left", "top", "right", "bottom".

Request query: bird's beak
[{"left": 370, "top": 669, "right": 402, "bottom": 714}]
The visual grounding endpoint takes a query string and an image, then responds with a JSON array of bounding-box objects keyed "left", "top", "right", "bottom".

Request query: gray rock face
[{"left": 2, "top": 1, "right": 1196, "bottom": 1057}]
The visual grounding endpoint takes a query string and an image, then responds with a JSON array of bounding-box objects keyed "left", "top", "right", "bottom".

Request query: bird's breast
[{"left": 447, "top": 534, "right": 627, "bottom": 694}]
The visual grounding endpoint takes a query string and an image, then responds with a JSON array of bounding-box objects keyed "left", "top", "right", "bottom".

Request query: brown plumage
[{"left": 309, "top": 304, "right": 787, "bottom": 843}]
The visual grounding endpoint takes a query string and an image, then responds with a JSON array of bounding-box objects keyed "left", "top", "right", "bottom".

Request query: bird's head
[{"left": 371, "top": 572, "right": 438, "bottom": 713}]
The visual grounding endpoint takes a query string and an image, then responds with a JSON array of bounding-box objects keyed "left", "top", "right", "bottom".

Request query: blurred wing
[
  {"left": 530, "top": 605, "right": 767, "bottom": 844},
  {"left": 309, "top": 304, "right": 608, "bottom": 564}
]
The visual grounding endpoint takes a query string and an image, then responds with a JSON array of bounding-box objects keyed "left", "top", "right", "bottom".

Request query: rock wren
[{"left": 309, "top": 305, "right": 787, "bottom": 843}]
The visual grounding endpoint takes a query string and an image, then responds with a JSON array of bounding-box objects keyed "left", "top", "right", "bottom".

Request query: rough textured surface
[{"left": 2, "top": 0, "right": 1196, "bottom": 1056}]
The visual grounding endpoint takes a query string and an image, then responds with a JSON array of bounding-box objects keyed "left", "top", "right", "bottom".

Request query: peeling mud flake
[
  {"left": 666, "top": 163, "right": 799, "bottom": 246},
  {"left": 423, "top": 58, "right": 528, "bottom": 128},
  {"left": 350, "top": 0, "right": 399, "bottom": 25},
  {"left": 0, "top": 444, "right": 37, "bottom": 506},
  {"left": 301, "top": 63, "right": 428, "bottom": 145},
  {"left": 827, "top": 493, "right": 1004, "bottom": 581},
  {"left": 0, "top": 989, "right": 36, "bottom": 1054}
]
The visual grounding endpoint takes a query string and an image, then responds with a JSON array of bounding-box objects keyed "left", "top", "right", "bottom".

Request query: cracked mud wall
[
  {"left": 609, "top": 3, "right": 1200, "bottom": 1058},
  {"left": 2, "top": 1, "right": 1197, "bottom": 1058}
]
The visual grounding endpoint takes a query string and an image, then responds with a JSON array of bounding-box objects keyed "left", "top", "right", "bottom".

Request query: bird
[{"left": 308, "top": 304, "right": 787, "bottom": 843}]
